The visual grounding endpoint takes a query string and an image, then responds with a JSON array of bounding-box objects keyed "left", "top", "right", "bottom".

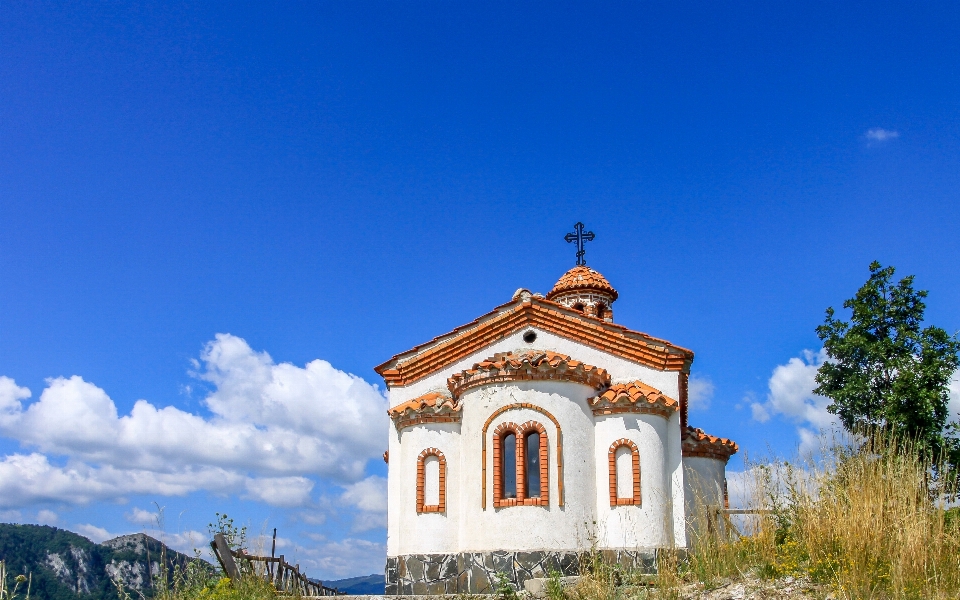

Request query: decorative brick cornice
[
  {"left": 416, "top": 448, "right": 446, "bottom": 514},
  {"left": 589, "top": 381, "right": 679, "bottom": 419},
  {"left": 682, "top": 426, "right": 739, "bottom": 461},
  {"left": 447, "top": 350, "right": 610, "bottom": 398},
  {"left": 374, "top": 298, "right": 693, "bottom": 388},
  {"left": 608, "top": 439, "right": 641, "bottom": 507},
  {"left": 388, "top": 391, "right": 461, "bottom": 430}
]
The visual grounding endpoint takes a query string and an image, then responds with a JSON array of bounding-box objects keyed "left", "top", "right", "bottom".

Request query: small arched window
[
  {"left": 572, "top": 303, "right": 585, "bottom": 313},
  {"left": 417, "top": 448, "right": 446, "bottom": 513},
  {"left": 608, "top": 439, "right": 641, "bottom": 506},
  {"left": 595, "top": 303, "right": 607, "bottom": 320}
]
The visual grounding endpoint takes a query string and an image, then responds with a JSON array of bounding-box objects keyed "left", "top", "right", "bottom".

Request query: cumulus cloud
[
  {"left": 751, "top": 350, "right": 836, "bottom": 427},
  {"left": 294, "top": 537, "right": 386, "bottom": 579},
  {"left": 36, "top": 509, "right": 58, "bottom": 525},
  {"left": 865, "top": 128, "right": 900, "bottom": 142},
  {"left": 74, "top": 523, "right": 114, "bottom": 543},
  {"left": 340, "top": 476, "right": 388, "bottom": 532},
  {"left": 0, "top": 334, "right": 389, "bottom": 510},
  {"left": 948, "top": 373, "right": 960, "bottom": 423},
  {"left": 750, "top": 349, "right": 841, "bottom": 452},
  {"left": 687, "top": 375, "right": 715, "bottom": 412},
  {"left": 126, "top": 507, "right": 159, "bottom": 526}
]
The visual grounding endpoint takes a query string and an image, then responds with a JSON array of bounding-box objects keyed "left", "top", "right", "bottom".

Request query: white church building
[{"left": 375, "top": 260, "right": 737, "bottom": 595}]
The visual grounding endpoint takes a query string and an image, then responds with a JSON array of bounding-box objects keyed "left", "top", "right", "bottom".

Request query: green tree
[{"left": 814, "top": 261, "right": 960, "bottom": 464}]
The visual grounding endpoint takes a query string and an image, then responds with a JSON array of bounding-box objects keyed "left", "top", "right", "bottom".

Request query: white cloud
[
  {"left": 948, "top": 373, "right": 960, "bottom": 423},
  {"left": 126, "top": 507, "right": 159, "bottom": 526},
  {"left": 292, "top": 537, "right": 386, "bottom": 580},
  {"left": 74, "top": 523, "right": 114, "bottom": 543},
  {"left": 0, "top": 334, "right": 389, "bottom": 510},
  {"left": 752, "top": 349, "right": 836, "bottom": 427},
  {"left": 687, "top": 375, "right": 715, "bottom": 412},
  {"left": 750, "top": 349, "right": 841, "bottom": 451},
  {"left": 242, "top": 477, "right": 314, "bottom": 507},
  {"left": 0, "top": 510, "right": 22, "bottom": 522},
  {"left": 340, "top": 476, "right": 387, "bottom": 532},
  {"left": 36, "top": 509, "right": 58, "bottom": 525},
  {"left": 865, "top": 128, "right": 899, "bottom": 142}
]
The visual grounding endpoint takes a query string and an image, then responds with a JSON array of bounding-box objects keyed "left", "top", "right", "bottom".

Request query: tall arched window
[
  {"left": 493, "top": 423, "right": 519, "bottom": 506},
  {"left": 416, "top": 448, "right": 446, "bottom": 513},
  {"left": 502, "top": 432, "right": 517, "bottom": 499},
  {"left": 595, "top": 303, "right": 607, "bottom": 320},
  {"left": 608, "top": 439, "right": 641, "bottom": 506},
  {"left": 524, "top": 431, "right": 541, "bottom": 498}
]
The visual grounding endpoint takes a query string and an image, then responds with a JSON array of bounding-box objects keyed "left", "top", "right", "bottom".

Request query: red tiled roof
[
  {"left": 546, "top": 266, "right": 619, "bottom": 301},
  {"left": 374, "top": 297, "right": 693, "bottom": 388},
  {"left": 387, "top": 391, "right": 461, "bottom": 430},
  {"left": 589, "top": 380, "right": 679, "bottom": 418},
  {"left": 682, "top": 426, "right": 739, "bottom": 461},
  {"left": 447, "top": 350, "right": 610, "bottom": 398}
]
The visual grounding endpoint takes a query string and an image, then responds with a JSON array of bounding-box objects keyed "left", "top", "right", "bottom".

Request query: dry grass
[
  {"left": 567, "top": 432, "right": 960, "bottom": 600},
  {"left": 679, "top": 432, "right": 960, "bottom": 599}
]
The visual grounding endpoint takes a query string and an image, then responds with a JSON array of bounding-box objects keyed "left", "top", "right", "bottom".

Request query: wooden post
[{"left": 212, "top": 534, "right": 240, "bottom": 581}]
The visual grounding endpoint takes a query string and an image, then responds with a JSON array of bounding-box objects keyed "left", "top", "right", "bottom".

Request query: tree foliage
[{"left": 814, "top": 261, "right": 960, "bottom": 463}]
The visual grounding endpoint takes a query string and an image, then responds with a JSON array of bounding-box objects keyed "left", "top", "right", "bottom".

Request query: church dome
[
  {"left": 547, "top": 266, "right": 618, "bottom": 301},
  {"left": 545, "top": 266, "right": 618, "bottom": 321}
]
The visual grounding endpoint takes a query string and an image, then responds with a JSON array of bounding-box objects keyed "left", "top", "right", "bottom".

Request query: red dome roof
[{"left": 546, "top": 266, "right": 618, "bottom": 301}]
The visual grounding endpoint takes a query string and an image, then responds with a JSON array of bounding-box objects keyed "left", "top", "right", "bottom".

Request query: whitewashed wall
[
  {"left": 682, "top": 456, "right": 727, "bottom": 539},
  {"left": 594, "top": 413, "right": 673, "bottom": 549},
  {"left": 387, "top": 326, "right": 691, "bottom": 556}
]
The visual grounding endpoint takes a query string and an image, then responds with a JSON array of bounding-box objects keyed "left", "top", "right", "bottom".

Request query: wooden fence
[{"left": 210, "top": 533, "right": 343, "bottom": 596}]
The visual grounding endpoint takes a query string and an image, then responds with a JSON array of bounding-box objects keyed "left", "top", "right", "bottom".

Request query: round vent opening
[{"left": 522, "top": 331, "right": 537, "bottom": 344}]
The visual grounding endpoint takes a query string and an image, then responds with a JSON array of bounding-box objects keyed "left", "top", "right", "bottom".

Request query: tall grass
[{"left": 679, "top": 431, "right": 960, "bottom": 599}]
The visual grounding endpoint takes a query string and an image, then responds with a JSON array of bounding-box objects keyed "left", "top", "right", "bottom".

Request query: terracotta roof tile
[
  {"left": 546, "top": 266, "right": 618, "bottom": 301},
  {"left": 682, "top": 426, "right": 739, "bottom": 461},
  {"left": 588, "top": 380, "right": 679, "bottom": 418},
  {"left": 374, "top": 297, "right": 693, "bottom": 388},
  {"left": 387, "top": 391, "right": 461, "bottom": 430},
  {"left": 447, "top": 350, "right": 610, "bottom": 398}
]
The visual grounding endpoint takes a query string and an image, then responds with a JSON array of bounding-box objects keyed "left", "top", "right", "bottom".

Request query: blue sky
[{"left": 2, "top": 1, "right": 959, "bottom": 579}]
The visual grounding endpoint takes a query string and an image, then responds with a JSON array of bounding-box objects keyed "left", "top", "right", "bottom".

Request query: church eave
[{"left": 374, "top": 297, "right": 694, "bottom": 388}]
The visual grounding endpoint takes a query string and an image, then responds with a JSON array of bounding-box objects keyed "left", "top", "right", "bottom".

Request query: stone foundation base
[{"left": 385, "top": 549, "right": 656, "bottom": 595}]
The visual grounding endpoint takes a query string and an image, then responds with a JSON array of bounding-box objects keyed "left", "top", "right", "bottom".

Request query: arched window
[
  {"left": 572, "top": 303, "right": 585, "bottom": 313},
  {"left": 608, "top": 439, "right": 641, "bottom": 506},
  {"left": 595, "top": 303, "right": 607, "bottom": 320},
  {"left": 416, "top": 448, "right": 446, "bottom": 513},
  {"left": 493, "top": 423, "right": 519, "bottom": 506},
  {"left": 524, "top": 431, "right": 541, "bottom": 498},
  {"left": 502, "top": 432, "right": 517, "bottom": 499},
  {"left": 493, "top": 421, "right": 549, "bottom": 507}
]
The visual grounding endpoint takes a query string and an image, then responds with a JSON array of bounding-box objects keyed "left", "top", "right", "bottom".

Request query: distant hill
[
  {"left": 324, "top": 573, "right": 385, "bottom": 595},
  {"left": 0, "top": 524, "right": 206, "bottom": 600}
]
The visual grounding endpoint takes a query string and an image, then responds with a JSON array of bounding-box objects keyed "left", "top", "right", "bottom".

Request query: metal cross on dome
[{"left": 564, "top": 222, "right": 595, "bottom": 266}]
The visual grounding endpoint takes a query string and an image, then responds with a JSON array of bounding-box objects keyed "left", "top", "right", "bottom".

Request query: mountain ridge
[{"left": 0, "top": 524, "right": 203, "bottom": 600}]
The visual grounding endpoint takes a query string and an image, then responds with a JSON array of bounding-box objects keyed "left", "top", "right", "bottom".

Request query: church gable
[{"left": 374, "top": 296, "right": 693, "bottom": 389}]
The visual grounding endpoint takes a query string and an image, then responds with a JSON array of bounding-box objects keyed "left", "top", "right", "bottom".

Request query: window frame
[
  {"left": 493, "top": 421, "right": 549, "bottom": 507},
  {"left": 608, "top": 438, "right": 641, "bottom": 506},
  {"left": 416, "top": 447, "right": 447, "bottom": 514}
]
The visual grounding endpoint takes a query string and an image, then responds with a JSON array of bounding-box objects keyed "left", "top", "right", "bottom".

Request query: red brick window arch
[
  {"left": 416, "top": 448, "right": 446, "bottom": 513},
  {"left": 493, "top": 421, "right": 549, "bottom": 507},
  {"left": 608, "top": 439, "right": 641, "bottom": 506}
]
